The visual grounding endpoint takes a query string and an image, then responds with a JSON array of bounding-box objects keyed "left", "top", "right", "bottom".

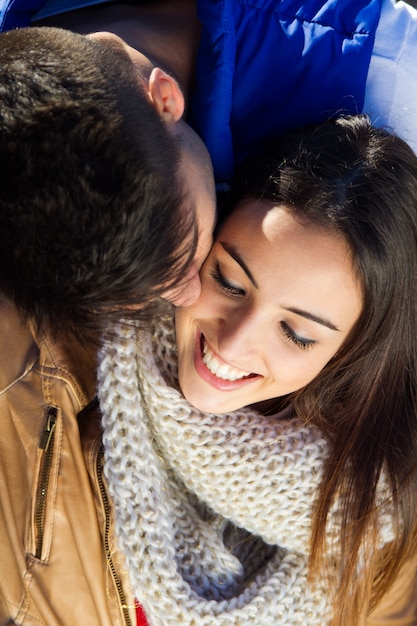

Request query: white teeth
[{"left": 202, "top": 337, "right": 252, "bottom": 381}]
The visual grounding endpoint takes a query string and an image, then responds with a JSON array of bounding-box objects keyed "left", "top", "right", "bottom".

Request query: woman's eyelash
[
  {"left": 210, "top": 264, "right": 316, "bottom": 350},
  {"left": 210, "top": 262, "right": 245, "bottom": 296},
  {"left": 280, "top": 322, "right": 315, "bottom": 351}
]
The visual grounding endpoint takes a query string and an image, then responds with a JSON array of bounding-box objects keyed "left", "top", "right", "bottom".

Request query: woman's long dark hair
[{"left": 225, "top": 115, "right": 417, "bottom": 624}]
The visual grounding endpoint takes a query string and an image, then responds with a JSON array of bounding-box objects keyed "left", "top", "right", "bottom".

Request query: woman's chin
[{"left": 180, "top": 386, "right": 238, "bottom": 415}]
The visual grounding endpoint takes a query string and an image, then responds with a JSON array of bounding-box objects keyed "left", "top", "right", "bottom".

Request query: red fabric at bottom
[{"left": 135, "top": 598, "right": 150, "bottom": 626}]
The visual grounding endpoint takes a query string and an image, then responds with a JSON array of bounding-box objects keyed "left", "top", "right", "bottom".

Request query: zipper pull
[{"left": 39, "top": 407, "right": 58, "bottom": 452}]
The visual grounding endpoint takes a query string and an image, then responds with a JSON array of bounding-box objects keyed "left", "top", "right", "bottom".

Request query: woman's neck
[{"left": 36, "top": 1, "right": 201, "bottom": 101}]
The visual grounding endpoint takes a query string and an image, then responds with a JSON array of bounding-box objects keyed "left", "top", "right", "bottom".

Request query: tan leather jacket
[
  {"left": 0, "top": 300, "right": 136, "bottom": 625},
  {"left": 1, "top": 298, "right": 416, "bottom": 626}
]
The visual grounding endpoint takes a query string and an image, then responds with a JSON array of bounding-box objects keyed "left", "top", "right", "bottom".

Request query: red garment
[{"left": 135, "top": 599, "right": 149, "bottom": 626}]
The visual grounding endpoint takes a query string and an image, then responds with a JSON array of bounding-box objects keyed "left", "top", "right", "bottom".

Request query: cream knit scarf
[{"left": 97, "top": 315, "right": 334, "bottom": 625}]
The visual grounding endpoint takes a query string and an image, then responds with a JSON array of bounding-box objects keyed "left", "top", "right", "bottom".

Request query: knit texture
[{"left": 97, "top": 315, "right": 335, "bottom": 625}]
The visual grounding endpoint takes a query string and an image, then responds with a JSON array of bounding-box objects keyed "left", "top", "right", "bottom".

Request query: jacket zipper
[
  {"left": 35, "top": 406, "right": 58, "bottom": 559},
  {"left": 96, "top": 445, "right": 133, "bottom": 626}
]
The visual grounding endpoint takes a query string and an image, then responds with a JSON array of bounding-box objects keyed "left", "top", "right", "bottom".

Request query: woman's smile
[{"left": 194, "top": 331, "right": 261, "bottom": 391}]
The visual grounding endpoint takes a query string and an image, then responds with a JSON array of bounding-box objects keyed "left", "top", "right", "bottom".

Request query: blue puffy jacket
[{"left": 191, "top": 0, "right": 381, "bottom": 182}]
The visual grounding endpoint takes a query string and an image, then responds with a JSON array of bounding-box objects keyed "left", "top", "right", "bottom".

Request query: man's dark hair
[{"left": 0, "top": 27, "right": 195, "bottom": 337}]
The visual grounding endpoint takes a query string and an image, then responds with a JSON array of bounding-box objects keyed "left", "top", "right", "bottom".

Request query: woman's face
[{"left": 175, "top": 199, "right": 363, "bottom": 414}]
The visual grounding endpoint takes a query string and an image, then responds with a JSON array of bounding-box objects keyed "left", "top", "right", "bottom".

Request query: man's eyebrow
[
  {"left": 219, "top": 242, "right": 258, "bottom": 288},
  {"left": 284, "top": 307, "right": 340, "bottom": 331}
]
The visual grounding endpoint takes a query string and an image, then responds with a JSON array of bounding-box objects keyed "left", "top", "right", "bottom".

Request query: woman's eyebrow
[
  {"left": 219, "top": 242, "right": 258, "bottom": 288},
  {"left": 219, "top": 241, "right": 339, "bottom": 331},
  {"left": 284, "top": 307, "right": 340, "bottom": 331}
]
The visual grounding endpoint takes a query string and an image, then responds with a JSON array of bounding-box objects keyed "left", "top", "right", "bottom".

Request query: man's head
[
  {"left": 86, "top": 31, "right": 217, "bottom": 308},
  {"left": 0, "top": 26, "right": 216, "bottom": 337}
]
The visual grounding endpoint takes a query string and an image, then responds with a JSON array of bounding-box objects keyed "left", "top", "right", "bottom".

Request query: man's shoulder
[{"left": 0, "top": 298, "right": 38, "bottom": 392}]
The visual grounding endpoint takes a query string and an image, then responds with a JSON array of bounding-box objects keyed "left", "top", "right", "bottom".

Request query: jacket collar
[{"left": 0, "top": 297, "right": 97, "bottom": 406}]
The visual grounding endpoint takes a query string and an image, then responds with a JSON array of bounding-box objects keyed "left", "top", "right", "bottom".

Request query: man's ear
[{"left": 147, "top": 67, "right": 185, "bottom": 123}]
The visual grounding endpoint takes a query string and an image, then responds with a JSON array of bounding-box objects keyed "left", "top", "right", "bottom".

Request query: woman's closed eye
[
  {"left": 210, "top": 259, "right": 316, "bottom": 350},
  {"left": 210, "top": 261, "right": 245, "bottom": 297},
  {"left": 280, "top": 321, "right": 316, "bottom": 351}
]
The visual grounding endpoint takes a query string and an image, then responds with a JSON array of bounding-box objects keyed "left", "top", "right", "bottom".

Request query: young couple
[
  {"left": 2, "top": 110, "right": 417, "bottom": 624},
  {"left": 1, "top": 12, "right": 417, "bottom": 626}
]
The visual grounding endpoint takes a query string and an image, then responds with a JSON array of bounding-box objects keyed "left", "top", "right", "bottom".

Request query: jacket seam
[
  {"left": 38, "top": 337, "right": 89, "bottom": 406},
  {"left": 0, "top": 360, "right": 37, "bottom": 395},
  {"left": 238, "top": 0, "right": 375, "bottom": 36}
]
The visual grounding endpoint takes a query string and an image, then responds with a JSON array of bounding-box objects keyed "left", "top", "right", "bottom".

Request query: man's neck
[{"left": 36, "top": 1, "right": 200, "bottom": 102}]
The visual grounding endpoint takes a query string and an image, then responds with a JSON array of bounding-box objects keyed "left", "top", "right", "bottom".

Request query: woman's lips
[
  {"left": 193, "top": 331, "right": 261, "bottom": 391},
  {"left": 202, "top": 335, "right": 253, "bottom": 380}
]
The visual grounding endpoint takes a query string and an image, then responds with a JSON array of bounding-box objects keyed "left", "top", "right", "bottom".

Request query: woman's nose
[{"left": 217, "top": 309, "right": 263, "bottom": 360}]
